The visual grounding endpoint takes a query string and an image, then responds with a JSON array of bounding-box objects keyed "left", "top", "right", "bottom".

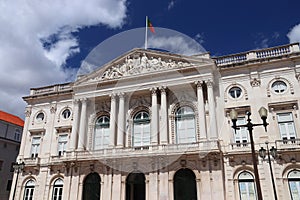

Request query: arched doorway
[
  {"left": 82, "top": 172, "right": 101, "bottom": 200},
  {"left": 126, "top": 173, "right": 145, "bottom": 200},
  {"left": 174, "top": 168, "right": 197, "bottom": 200}
]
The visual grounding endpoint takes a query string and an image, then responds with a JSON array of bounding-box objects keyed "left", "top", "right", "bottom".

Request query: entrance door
[
  {"left": 126, "top": 173, "right": 145, "bottom": 200},
  {"left": 174, "top": 168, "right": 197, "bottom": 200}
]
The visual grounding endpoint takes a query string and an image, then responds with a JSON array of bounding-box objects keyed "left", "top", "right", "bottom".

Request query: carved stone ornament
[
  {"left": 25, "top": 106, "right": 32, "bottom": 117},
  {"left": 296, "top": 73, "right": 300, "bottom": 82},
  {"left": 90, "top": 53, "right": 195, "bottom": 81},
  {"left": 250, "top": 78, "right": 261, "bottom": 87}
]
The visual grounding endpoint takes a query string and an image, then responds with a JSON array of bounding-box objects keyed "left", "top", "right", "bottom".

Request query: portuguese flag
[{"left": 147, "top": 18, "right": 155, "bottom": 33}]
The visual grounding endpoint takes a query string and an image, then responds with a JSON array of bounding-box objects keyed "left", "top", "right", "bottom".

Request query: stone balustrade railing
[
  {"left": 47, "top": 141, "right": 220, "bottom": 163},
  {"left": 275, "top": 138, "right": 300, "bottom": 149},
  {"left": 215, "top": 43, "right": 300, "bottom": 67},
  {"left": 30, "top": 83, "right": 72, "bottom": 95}
]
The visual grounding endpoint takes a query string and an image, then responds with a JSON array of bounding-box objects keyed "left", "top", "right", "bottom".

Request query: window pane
[
  {"left": 238, "top": 172, "right": 256, "bottom": 200},
  {"left": 94, "top": 116, "right": 110, "bottom": 150},
  {"left": 133, "top": 111, "right": 150, "bottom": 147}
]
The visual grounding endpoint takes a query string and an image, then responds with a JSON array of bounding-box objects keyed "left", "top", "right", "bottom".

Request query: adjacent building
[
  {"left": 0, "top": 110, "right": 24, "bottom": 200},
  {"left": 10, "top": 43, "right": 300, "bottom": 200}
]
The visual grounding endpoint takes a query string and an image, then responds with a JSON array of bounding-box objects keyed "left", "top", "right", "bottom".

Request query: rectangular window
[
  {"left": 0, "top": 160, "right": 3, "bottom": 171},
  {"left": 6, "top": 180, "right": 12, "bottom": 191},
  {"left": 14, "top": 129, "right": 21, "bottom": 142},
  {"left": 58, "top": 135, "right": 68, "bottom": 156},
  {"left": 277, "top": 112, "right": 296, "bottom": 141},
  {"left": 52, "top": 186, "right": 63, "bottom": 200},
  {"left": 31, "top": 137, "right": 41, "bottom": 158},
  {"left": 234, "top": 117, "right": 248, "bottom": 145},
  {"left": 24, "top": 187, "right": 34, "bottom": 200}
]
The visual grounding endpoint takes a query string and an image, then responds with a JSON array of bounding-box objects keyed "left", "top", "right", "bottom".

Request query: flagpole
[{"left": 145, "top": 16, "right": 148, "bottom": 49}]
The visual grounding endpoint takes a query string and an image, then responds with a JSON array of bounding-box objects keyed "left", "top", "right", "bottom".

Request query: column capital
[
  {"left": 206, "top": 80, "right": 214, "bottom": 88},
  {"left": 195, "top": 81, "right": 204, "bottom": 88},
  {"left": 80, "top": 98, "right": 88, "bottom": 103},
  {"left": 150, "top": 87, "right": 158, "bottom": 95},
  {"left": 109, "top": 93, "right": 117, "bottom": 99},
  {"left": 118, "top": 92, "right": 125, "bottom": 99},
  {"left": 159, "top": 86, "right": 167, "bottom": 94},
  {"left": 73, "top": 99, "right": 80, "bottom": 104}
]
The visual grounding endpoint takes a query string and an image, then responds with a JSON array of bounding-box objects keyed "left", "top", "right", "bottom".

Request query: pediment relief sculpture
[{"left": 89, "top": 53, "right": 196, "bottom": 82}]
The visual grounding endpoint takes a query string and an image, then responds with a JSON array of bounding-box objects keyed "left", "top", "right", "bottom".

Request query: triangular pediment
[{"left": 75, "top": 48, "right": 213, "bottom": 86}]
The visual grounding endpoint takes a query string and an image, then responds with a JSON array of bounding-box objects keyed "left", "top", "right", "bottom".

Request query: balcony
[
  {"left": 23, "top": 157, "right": 40, "bottom": 166},
  {"left": 214, "top": 43, "right": 300, "bottom": 67},
  {"left": 49, "top": 140, "right": 220, "bottom": 164},
  {"left": 275, "top": 139, "right": 300, "bottom": 150}
]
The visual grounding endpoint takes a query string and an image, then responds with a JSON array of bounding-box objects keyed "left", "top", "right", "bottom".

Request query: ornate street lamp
[
  {"left": 259, "top": 142, "right": 278, "bottom": 200},
  {"left": 230, "top": 107, "right": 269, "bottom": 200},
  {"left": 12, "top": 161, "right": 25, "bottom": 200}
]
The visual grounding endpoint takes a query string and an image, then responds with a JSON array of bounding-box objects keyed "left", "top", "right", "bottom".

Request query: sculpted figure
[
  {"left": 150, "top": 57, "right": 160, "bottom": 70},
  {"left": 101, "top": 68, "right": 111, "bottom": 80},
  {"left": 141, "top": 53, "right": 148, "bottom": 69},
  {"left": 110, "top": 65, "right": 123, "bottom": 78}
]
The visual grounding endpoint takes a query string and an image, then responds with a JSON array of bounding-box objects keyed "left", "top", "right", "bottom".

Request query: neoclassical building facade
[{"left": 10, "top": 43, "right": 300, "bottom": 200}]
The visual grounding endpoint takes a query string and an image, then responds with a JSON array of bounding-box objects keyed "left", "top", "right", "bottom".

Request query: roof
[{"left": 0, "top": 110, "right": 24, "bottom": 127}]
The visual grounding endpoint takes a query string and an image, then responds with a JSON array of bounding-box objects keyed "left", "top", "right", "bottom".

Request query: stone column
[
  {"left": 18, "top": 106, "right": 32, "bottom": 158},
  {"left": 111, "top": 172, "right": 122, "bottom": 200},
  {"left": 70, "top": 99, "right": 80, "bottom": 151},
  {"left": 196, "top": 81, "right": 207, "bottom": 139},
  {"left": 151, "top": 88, "right": 158, "bottom": 145},
  {"left": 117, "top": 93, "right": 125, "bottom": 147},
  {"left": 207, "top": 80, "right": 218, "bottom": 139},
  {"left": 160, "top": 86, "right": 168, "bottom": 144},
  {"left": 109, "top": 94, "right": 117, "bottom": 147},
  {"left": 78, "top": 98, "right": 87, "bottom": 150}
]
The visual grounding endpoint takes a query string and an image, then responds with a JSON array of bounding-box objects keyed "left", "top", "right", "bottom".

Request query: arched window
[
  {"left": 82, "top": 173, "right": 101, "bottom": 200},
  {"left": 94, "top": 116, "right": 110, "bottom": 150},
  {"left": 288, "top": 170, "right": 300, "bottom": 199},
  {"left": 175, "top": 106, "right": 196, "bottom": 144},
  {"left": 24, "top": 179, "right": 35, "bottom": 200},
  {"left": 238, "top": 171, "right": 256, "bottom": 200},
  {"left": 173, "top": 168, "right": 197, "bottom": 200},
  {"left": 126, "top": 173, "right": 145, "bottom": 200},
  {"left": 133, "top": 111, "right": 150, "bottom": 147},
  {"left": 52, "top": 178, "right": 63, "bottom": 200}
]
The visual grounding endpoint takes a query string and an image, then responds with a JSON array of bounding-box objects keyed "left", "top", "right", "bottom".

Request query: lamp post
[
  {"left": 230, "top": 107, "right": 269, "bottom": 200},
  {"left": 12, "top": 161, "right": 25, "bottom": 200},
  {"left": 259, "top": 142, "right": 278, "bottom": 200}
]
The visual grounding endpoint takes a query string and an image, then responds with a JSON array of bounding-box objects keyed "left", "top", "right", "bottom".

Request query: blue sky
[
  {"left": 67, "top": 0, "right": 300, "bottom": 69},
  {"left": 0, "top": 0, "right": 299, "bottom": 117}
]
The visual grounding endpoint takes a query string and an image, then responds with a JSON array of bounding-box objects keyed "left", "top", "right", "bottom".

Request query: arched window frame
[
  {"left": 132, "top": 110, "right": 151, "bottom": 147},
  {"left": 174, "top": 106, "right": 196, "bottom": 144},
  {"left": 52, "top": 178, "right": 63, "bottom": 200},
  {"left": 23, "top": 179, "right": 35, "bottom": 200},
  {"left": 94, "top": 115, "right": 110, "bottom": 150},
  {"left": 238, "top": 171, "right": 257, "bottom": 200},
  {"left": 288, "top": 170, "right": 300, "bottom": 199}
]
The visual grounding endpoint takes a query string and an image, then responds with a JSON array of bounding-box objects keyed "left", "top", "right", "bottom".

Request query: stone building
[
  {"left": 10, "top": 43, "right": 300, "bottom": 200},
  {"left": 0, "top": 110, "right": 24, "bottom": 200}
]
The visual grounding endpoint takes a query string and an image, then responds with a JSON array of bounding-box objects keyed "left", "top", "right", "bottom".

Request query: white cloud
[
  {"left": 148, "top": 35, "right": 204, "bottom": 55},
  {"left": 0, "top": 0, "right": 127, "bottom": 118},
  {"left": 288, "top": 24, "right": 300, "bottom": 43},
  {"left": 168, "top": 1, "right": 175, "bottom": 10},
  {"left": 194, "top": 33, "right": 205, "bottom": 44}
]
